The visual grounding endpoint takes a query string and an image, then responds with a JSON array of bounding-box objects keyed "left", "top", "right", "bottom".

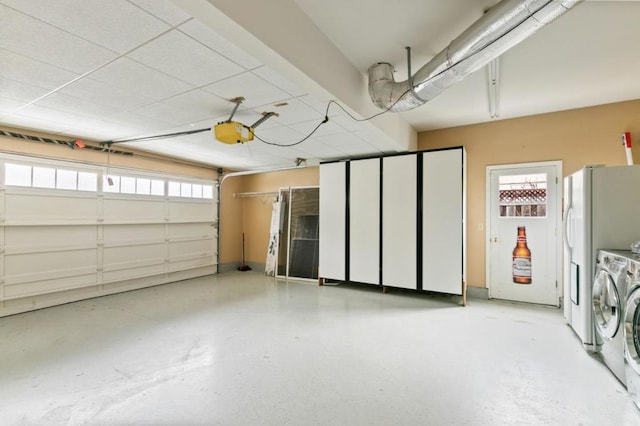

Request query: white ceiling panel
[
  {"left": 294, "top": 138, "right": 344, "bottom": 159},
  {"left": 162, "top": 89, "right": 238, "bottom": 120},
  {"left": 2, "top": 0, "right": 171, "bottom": 54},
  {"left": 297, "top": 95, "right": 347, "bottom": 118},
  {"left": 127, "top": 30, "right": 245, "bottom": 86},
  {"left": 203, "top": 72, "right": 290, "bottom": 109},
  {"left": 129, "top": 0, "right": 192, "bottom": 27},
  {"left": 239, "top": 140, "right": 282, "bottom": 156},
  {"left": 289, "top": 119, "right": 348, "bottom": 139},
  {"left": 0, "top": 48, "right": 79, "bottom": 90},
  {"left": 107, "top": 112, "right": 177, "bottom": 138},
  {"left": 59, "top": 78, "right": 156, "bottom": 112},
  {"left": 129, "top": 101, "right": 216, "bottom": 127},
  {"left": 251, "top": 125, "right": 306, "bottom": 146},
  {"left": 36, "top": 113, "right": 132, "bottom": 141},
  {"left": 248, "top": 144, "right": 306, "bottom": 162},
  {"left": 353, "top": 128, "right": 399, "bottom": 153},
  {"left": 34, "top": 92, "right": 123, "bottom": 120},
  {"left": 315, "top": 131, "right": 370, "bottom": 148},
  {"left": 0, "top": 76, "right": 50, "bottom": 103},
  {"left": 88, "top": 58, "right": 193, "bottom": 100},
  {"left": 178, "top": 19, "right": 262, "bottom": 70},
  {"left": 15, "top": 104, "right": 99, "bottom": 128},
  {"left": 333, "top": 144, "right": 380, "bottom": 157},
  {"left": 1, "top": 112, "right": 72, "bottom": 134},
  {"left": 328, "top": 114, "right": 366, "bottom": 133},
  {"left": 0, "top": 5, "right": 116, "bottom": 74},
  {"left": 317, "top": 136, "right": 381, "bottom": 156},
  {"left": 57, "top": 121, "right": 134, "bottom": 141},
  {"left": 265, "top": 98, "right": 325, "bottom": 126},
  {"left": 0, "top": 96, "right": 28, "bottom": 115},
  {"left": 123, "top": 142, "right": 202, "bottom": 163},
  {"left": 252, "top": 66, "right": 307, "bottom": 97}
]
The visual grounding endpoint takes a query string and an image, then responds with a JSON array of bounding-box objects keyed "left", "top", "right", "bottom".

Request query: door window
[{"left": 499, "top": 173, "right": 547, "bottom": 217}]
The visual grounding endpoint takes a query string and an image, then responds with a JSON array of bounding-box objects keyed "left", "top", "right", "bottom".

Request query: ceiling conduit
[{"left": 368, "top": 0, "right": 582, "bottom": 112}]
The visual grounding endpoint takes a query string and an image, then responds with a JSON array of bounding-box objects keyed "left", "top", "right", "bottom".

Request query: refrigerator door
[
  {"left": 564, "top": 167, "right": 596, "bottom": 349},
  {"left": 563, "top": 175, "right": 573, "bottom": 323}
]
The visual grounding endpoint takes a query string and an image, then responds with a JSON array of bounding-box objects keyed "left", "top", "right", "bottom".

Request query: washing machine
[
  {"left": 624, "top": 254, "right": 640, "bottom": 407},
  {"left": 592, "top": 250, "right": 629, "bottom": 385}
]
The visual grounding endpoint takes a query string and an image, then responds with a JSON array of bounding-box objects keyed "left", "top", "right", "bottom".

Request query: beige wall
[
  {"left": 219, "top": 167, "right": 319, "bottom": 267},
  {"left": 418, "top": 99, "right": 640, "bottom": 288}
]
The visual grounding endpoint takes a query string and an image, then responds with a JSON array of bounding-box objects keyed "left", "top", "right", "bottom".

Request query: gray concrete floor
[{"left": 0, "top": 271, "right": 638, "bottom": 425}]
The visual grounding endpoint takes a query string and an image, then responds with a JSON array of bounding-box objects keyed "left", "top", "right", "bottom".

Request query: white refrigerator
[{"left": 563, "top": 165, "right": 640, "bottom": 351}]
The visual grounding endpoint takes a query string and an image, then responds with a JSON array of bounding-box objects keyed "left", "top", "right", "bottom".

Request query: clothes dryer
[
  {"left": 593, "top": 250, "right": 629, "bottom": 385},
  {"left": 624, "top": 254, "right": 640, "bottom": 407}
]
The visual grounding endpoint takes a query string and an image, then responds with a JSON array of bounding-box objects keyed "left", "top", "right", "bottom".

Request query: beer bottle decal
[{"left": 512, "top": 226, "right": 532, "bottom": 284}]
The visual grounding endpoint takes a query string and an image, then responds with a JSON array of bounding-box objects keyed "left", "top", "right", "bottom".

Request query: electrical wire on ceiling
[
  {"left": 101, "top": 25, "right": 516, "bottom": 149},
  {"left": 97, "top": 86, "right": 414, "bottom": 149}
]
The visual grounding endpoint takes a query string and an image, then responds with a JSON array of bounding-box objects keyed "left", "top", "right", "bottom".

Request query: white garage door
[{"left": 0, "top": 154, "right": 218, "bottom": 317}]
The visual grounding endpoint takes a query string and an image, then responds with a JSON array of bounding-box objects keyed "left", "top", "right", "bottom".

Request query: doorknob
[{"left": 490, "top": 237, "right": 498, "bottom": 243}]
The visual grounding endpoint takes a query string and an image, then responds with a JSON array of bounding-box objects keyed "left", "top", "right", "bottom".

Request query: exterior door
[{"left": 487, "top": 162, "right": 561, "bottom": 306}]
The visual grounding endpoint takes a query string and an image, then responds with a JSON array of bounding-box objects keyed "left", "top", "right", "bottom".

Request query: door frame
[
  {"left": 275, "top": 185, "right": 320, "bottom": 282},
  {"left": 485, "top": 160, "right": 563, "bottom": 305}
]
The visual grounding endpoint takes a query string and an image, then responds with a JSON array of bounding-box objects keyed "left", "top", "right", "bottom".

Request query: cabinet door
[
  {"left": 382, "top": 155, "right": 417, "bottom": 289},
  {"left": 319, "top": 162, "right": 346, "bottom": 280},
  {"left": 349, "top": 158, "right": 380, "bottom": 285},
  {"left": 422, "top": 148, "right": 463, "bottom": 295}
]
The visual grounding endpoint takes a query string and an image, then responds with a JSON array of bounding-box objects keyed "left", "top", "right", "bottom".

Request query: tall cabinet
[
  {"left": 349, "top": 158, "right": 380, "bottom": 285},
  {"left": 319, "top": 147, "right": 466, "bottom": 297},
  {"left": 382, "top": 155, "right": 417, "bottom": 290},
  {"left": 318, "top": 161, "right": 346, "bottom": 281}
]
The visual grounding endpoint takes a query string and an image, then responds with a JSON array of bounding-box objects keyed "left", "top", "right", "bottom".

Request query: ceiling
[{"left": 1, "top": 0, "right": 639, "bottom": 171}]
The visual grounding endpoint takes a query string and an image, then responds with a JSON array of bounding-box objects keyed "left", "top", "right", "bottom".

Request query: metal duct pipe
[{"left": 368, "top": 0, "right": 582, "bottom": 112}]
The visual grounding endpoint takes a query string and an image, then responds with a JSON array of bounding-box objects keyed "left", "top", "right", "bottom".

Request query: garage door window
[{"left": 5, "top": 163, "right": 97, "bottom": 191}]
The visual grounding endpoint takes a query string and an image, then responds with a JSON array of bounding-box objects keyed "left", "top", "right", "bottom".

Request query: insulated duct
[{"left": 368, "top": 0, "right": 582, "bottom": 112}]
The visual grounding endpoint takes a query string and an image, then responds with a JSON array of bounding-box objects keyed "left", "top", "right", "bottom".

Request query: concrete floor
[{"left": 1, "top": 271, "right": 639, "bottom": 425}]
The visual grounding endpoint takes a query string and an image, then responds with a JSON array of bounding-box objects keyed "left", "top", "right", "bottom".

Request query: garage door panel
[
  {"left": 4, "top": 273, "right": 97, "bottom": 299},
  {"left": 102, "top": 224, "right": 165, "bottom": 244},
  {"left": 168, "top": 201, "right": 214, "bottom": 221},
  {"left": 168, "top": 239, "right": 213, "bottom": 258},
  {"left": 4, "top": 192, "right": 97, "bottom": 223},
  {"left": 4, "top": 249, "right": 97, "bottom": 276},
  {"left": 103, "top": 243, "right": 165, "bottom": 265},
  {"left": 5, "top": 225, "right": 96, "bottom": 249},
  {"left": 103, "top": 198, "right": 165, "bottom": 221},
  {"left": 168, "top": 223, "right": 214, "bottom": 239},
  {"left": 168, "top": 255, "right": 215, "bottom": 272},
  {"left": 103, "top": 263, "right": 166, "bottom": 283}
]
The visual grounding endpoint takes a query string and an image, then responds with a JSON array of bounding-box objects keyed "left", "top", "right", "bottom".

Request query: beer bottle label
[{"left": 513, "top": 256, "right": 532, "bottom": 278}]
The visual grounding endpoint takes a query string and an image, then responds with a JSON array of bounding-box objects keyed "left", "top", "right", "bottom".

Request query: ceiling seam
[{"left": 0, "top": 14, "right": 196, "bottom": 122}]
